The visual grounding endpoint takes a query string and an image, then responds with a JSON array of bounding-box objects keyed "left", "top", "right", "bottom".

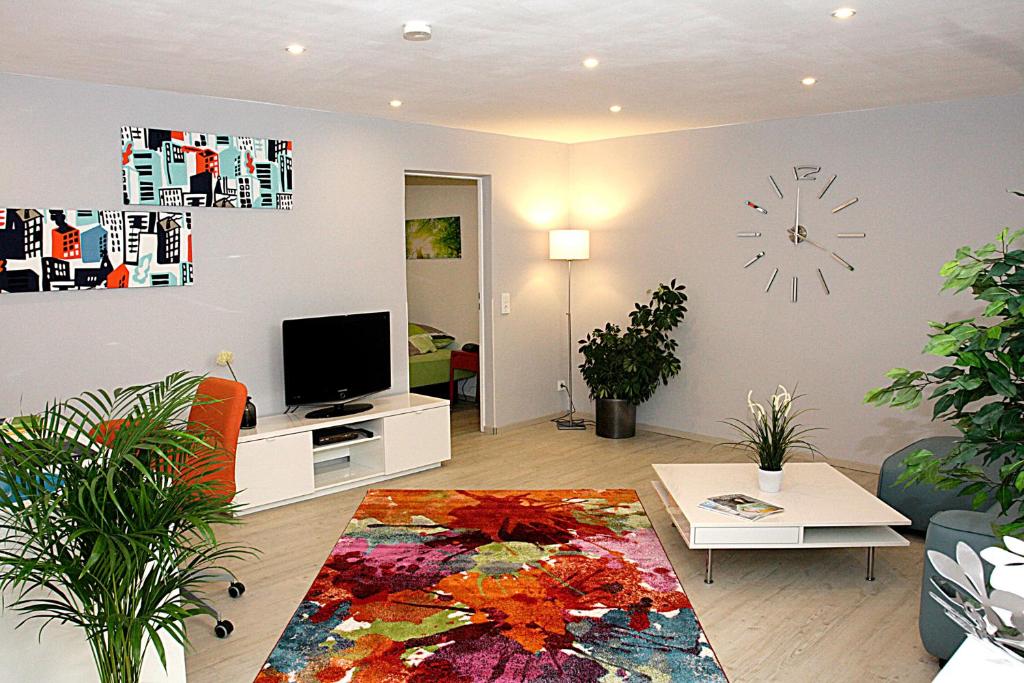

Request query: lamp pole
[
  {"left": 549, "top": 229, "right": 589, "bottom": 431},
  {"left": 558, "top": 257, "right": 585, "bottom": 429}
]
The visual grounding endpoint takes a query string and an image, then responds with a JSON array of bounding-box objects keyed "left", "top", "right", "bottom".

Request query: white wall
[
  {"left": 569, "top": 94, "right": 1024, "bottom": 466},
  {"left": 405, "top": 183, "right": 480, "bottom": 344},
  {"left": 0, "top": 73, "right": 570, "bottom": 429}
]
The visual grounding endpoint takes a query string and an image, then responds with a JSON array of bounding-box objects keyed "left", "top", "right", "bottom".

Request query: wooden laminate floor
[{"left": 185, "top": 418, "right": 940, "bottom": 683}]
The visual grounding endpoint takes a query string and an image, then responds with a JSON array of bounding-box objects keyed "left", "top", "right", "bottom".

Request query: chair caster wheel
[
  {"left": 228, "top": 582, "right": 246, "bottom": 598},
  {"left": 214, "top": 620, "right": 234, "bottom": 638}
]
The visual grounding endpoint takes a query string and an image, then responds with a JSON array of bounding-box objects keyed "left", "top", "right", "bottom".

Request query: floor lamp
[{"left": 549, "top": 229, "right": 590, "bottom": 430}]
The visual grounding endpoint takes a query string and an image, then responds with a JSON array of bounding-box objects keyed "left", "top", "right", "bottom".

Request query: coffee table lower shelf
[{"left": 652, "top": 479, "right": 909, "bottom": 584}]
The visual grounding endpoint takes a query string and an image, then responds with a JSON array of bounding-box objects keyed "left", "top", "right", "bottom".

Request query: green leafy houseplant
[
  {"left": 578, "top": 280, "right": 688, "bottom": 404},
  {"left": 721, "top": 385, "right": 822, "bottom": 471},
  {"left": 866, "top": 227, "right": 1024, "bottom": 535},
  {"left": 0, "top": 372, "right": 256, "bottom": 683}
]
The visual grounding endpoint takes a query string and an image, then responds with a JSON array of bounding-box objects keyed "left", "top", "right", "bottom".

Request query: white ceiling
[{"left": 2, "top": 1, "right": 1022, "bottom": 143}]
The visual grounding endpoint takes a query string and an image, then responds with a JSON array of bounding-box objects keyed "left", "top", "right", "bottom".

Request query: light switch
[{"left": 500, "top": 292, "right": 511, "bottom": 315}]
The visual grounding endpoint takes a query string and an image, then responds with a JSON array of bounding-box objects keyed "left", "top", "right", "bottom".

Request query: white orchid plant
[
  {"left": 215, "top": 350, "right": 239, "bottom": 382},
  {"left": 721, "top": 385, "right": 822, "bottom": 471},
  {"left": 928, "top": 537, "right": 1024, "bottom": 661}
]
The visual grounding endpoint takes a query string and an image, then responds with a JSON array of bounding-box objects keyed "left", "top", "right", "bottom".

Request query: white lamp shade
[{"left": 548, "top": 229, "right": 590, "bottom": 260}]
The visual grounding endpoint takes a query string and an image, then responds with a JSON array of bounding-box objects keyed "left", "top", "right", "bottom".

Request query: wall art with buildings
[
  {"left": 122, "top": 126, "right": 293, "bottom": 209},
  {"left": 0, "top": 208, "right": 193, "bottom": 293}
]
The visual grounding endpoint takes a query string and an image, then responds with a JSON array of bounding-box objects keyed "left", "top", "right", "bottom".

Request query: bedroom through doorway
[{"left": 404, "top": 173, "right": 489, "bottom": 435}]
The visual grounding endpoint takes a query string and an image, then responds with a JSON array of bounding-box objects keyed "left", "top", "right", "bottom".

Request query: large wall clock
[{"left": 739, "top": 165, "right": 865, "bottom": 302}]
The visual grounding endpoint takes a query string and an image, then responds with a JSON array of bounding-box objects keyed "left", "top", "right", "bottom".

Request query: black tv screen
[{"left": 282, "top": 311, "right": 392, "bottom": 407}]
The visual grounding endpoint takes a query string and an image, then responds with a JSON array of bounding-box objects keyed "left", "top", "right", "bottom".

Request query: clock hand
[
  {"left": 794, "top": 186, "right": 800, "bottom": 247},
  {"left": 786, "top": 229, "right": 855, "bottom": 271}
]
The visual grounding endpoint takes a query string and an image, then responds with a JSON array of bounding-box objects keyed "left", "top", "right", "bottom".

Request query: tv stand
[
  {"left": 233, "top": 393, "right": 450, "bottom": 514},
  {"left": 305, "top": 402, "right": 373, "bottom": 419}
]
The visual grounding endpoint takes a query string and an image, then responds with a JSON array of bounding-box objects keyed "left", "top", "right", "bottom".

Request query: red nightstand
[{"left": 449, "top": 350, "right": 480, "bottom": 403}]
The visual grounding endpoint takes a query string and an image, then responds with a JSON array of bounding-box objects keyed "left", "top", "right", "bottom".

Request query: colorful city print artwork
[
  {"left": 405, "top": 216, "right": 462, "bottom": 259},
  {"left": 121, "top": 126, "right": 293, "bottom": 209},
  {"left": 0, "top": 208, "right": 193, "bottom": 294}
]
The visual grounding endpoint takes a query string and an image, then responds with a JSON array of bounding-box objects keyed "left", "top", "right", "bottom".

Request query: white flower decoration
[
  {"left": 216, "top": 350, "right": 234, "bottom": 367},
  {"left": 770, "top": 385, "right": 792, "bottom": 417},
  {"left": 747, "top": 390, "right": 767, "bottom": 423}
]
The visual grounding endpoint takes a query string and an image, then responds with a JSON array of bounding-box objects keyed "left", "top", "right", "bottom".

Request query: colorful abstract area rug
[{"left": 255, "top": 489, "right": 727, "bottom": 682}]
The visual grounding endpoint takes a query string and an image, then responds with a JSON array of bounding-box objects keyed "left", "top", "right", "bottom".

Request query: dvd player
[{"left": 313, "top": 425, "right": 373, "bottom": 447}]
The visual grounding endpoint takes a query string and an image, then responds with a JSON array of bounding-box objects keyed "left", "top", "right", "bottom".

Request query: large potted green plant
[
  {"left": 866, "top": 227, "right": 1024, "bottom": 535},
  {"left": 578, "top": 280, "right": 687, "bottom": 438},
  {"left": 0, "top": 372, "right": 256, "bottom": 683}
]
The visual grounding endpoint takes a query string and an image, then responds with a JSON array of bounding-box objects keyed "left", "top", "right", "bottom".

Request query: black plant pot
[
  {"left": 241, "top": 396, "right": 257, "bottom": 429},
  {"left": 596, "top": 398, "right": 636, "bottom": 439}
]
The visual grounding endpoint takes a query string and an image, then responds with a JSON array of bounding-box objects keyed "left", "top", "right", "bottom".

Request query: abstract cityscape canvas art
[
  {"left": 121, "top": 126, "right": 293, "bottom": 209},
  {"left": 0, "top": 208, "right": 193, "bottom": 293},
  {"left": 405, "top": 216, "right": 462, "bottom": 259}
]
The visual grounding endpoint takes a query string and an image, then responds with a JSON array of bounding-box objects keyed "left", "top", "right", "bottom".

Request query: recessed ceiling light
[
  {"left": 831, "top": 8, "right": 857, "bottom": 19},
  {"left": 609, "top": 105, "right": 622, "bottom": 113},
  {"left": 285, "top": 44, "right": 306, "bottom": 55},
  {"left": 403, "top": 21, "right": 432, "bottom": 41},
  {"left": 389, "top": 100, "right": 403, "bottom": 108},
  {"left": 582, "top": 57, "right": 600, "bottom": 69},
  {"left": 801, "top": 77, "right": 817, "bottom": 86}
]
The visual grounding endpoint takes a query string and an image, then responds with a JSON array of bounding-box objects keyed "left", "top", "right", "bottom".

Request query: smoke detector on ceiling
[{"left": 403, "top": 21, "right": 432, "bottom": 41}]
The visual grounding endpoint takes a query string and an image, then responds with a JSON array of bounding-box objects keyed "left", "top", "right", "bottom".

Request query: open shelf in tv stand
[{"left": 233, "top": 393, "right": 451, "bottom": 514}]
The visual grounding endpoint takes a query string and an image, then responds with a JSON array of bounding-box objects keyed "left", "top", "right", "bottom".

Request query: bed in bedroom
[{"left": 408, "top": 323, "right": 474, "bottom": 389}]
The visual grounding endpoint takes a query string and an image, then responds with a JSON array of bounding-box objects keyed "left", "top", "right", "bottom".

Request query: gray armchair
[
  {"left": 876, "top": 437, "right": 980, "bottom": 533},
  {"left": 877, "top": 437, "right": 1003, "bottom": 662}
]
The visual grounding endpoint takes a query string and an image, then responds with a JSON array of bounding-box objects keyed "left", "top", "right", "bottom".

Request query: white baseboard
[
  {"left": 491, "top": 412, "right": 565, "bottom": 434},
  {"left": 573, "top": 415, "right": 883, "bottom": 475},
  {"left": 498, "top": 410, "right": 883, "bottom": 475}
]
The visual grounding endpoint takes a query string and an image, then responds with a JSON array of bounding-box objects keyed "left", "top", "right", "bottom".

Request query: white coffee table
[{"left": 652, "top": 462, "right": 910, "bottom": 584}]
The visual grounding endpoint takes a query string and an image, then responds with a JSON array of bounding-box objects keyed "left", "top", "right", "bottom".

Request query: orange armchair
[
  {"left": 93, "top": 377, "right": 247, "bottom": 500},
  {"left": 185, "top": 377, "right": 247, "bottom": 500}
]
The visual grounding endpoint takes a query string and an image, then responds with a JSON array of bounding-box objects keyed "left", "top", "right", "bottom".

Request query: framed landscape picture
[{"left": 405, "top": 216, "right": 462, "bottom": 259}]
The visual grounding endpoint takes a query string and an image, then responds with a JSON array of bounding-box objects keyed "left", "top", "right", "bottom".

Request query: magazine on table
[{"left": 698, "top": 493, "right": 784, "bottom": 521}]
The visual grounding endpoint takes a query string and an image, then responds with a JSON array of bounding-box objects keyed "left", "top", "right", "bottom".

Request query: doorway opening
[{"left": 404, "top": 172, "right": 492, "bottom": 435}]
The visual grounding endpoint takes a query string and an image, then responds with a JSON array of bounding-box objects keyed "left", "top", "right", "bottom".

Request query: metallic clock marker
[
  {"left": 765, "top": 268, "right": 779, "bottom": 292},
  {"left": 818, "top": 174, "right": 837, "bottom": 199},
  {"left": 794, "top": 165, "right": 821, "bottom": 181},
  {"left": 769, "top": 175, "right": 784, "bottom": 199},
  {"left": 747, "top": 200, "right": 768, "bottom": 214},
  {"left": 832, "top": 197, "right": 859, "bottom": 213},
  {"left": 737, "top": 231, "right": 762, "bottom": 237},
  {"left": 817, "top": 268, "right": 830, "bottom": 295},
  {"left": 831, "top": 252, "right": 855, "bottom": 271},
  {"left": 837, "top": 232, "right": 866, "bottom": 238},
  {"left": 744, "top": 251, "right": 766, "bottom": 268},
  {"left": 791, "top": 276, "right": 798, "bottom": 303}
]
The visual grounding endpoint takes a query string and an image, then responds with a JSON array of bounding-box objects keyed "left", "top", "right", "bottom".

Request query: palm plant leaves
[{"left": 0, "top": 371, "right": 257, "bottom": 683}]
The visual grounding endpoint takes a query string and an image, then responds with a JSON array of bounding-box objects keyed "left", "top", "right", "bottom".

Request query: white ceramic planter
[{"left": 758, "top": 467, "right": 784, "bottom": 493}]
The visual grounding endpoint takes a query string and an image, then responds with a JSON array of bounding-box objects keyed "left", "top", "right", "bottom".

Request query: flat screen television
[{"left": 282, "top": 311, "right": 392, "bottom": 419}]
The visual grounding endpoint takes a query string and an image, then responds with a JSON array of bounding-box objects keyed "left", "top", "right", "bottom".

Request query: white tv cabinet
[{"left": 234, "top": 393, "right": 450, "bottom": 514}]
